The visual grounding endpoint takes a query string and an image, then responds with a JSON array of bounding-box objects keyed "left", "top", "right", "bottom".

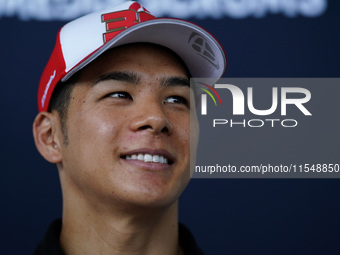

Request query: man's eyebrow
[
  {"left": 161, "top": 76, "right": 190, "bottom": 88},
  {"left": 92, "top": 71, "right": 140, "bottom": 86},
  {"left": 92, "top": 71, "right": 189, "bottom": 88}
]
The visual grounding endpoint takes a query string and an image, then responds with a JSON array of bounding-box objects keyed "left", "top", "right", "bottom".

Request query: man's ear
[{"left": 33, "top": 112, "right": 63, "bottom": 163}]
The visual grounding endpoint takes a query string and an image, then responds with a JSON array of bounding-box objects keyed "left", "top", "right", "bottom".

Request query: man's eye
[
  {"left": 107, "top": 92, "right": 132, "bottom": 99},
  {"left": 165, "top": 96, "right": 187, "bottom": 105}
]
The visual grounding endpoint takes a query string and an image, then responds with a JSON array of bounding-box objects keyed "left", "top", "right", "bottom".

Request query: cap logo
[
  {"left": 101, "top": 2, "right": 155, "bottom": 43},
  {"left": 188, "top": 32, "right": 219, "bottom": 70}
]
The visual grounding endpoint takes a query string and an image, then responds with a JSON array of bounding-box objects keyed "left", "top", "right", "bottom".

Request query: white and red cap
[{"left": 38, "top": 1, "right": 226, "bottom": 112}]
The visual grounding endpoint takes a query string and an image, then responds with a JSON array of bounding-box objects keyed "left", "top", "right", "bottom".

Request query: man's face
[{"left": 56, "top": 44, "right": 199, "bottom": 209}]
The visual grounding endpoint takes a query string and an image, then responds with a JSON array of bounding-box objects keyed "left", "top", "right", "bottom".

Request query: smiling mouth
[{"left": 120, "top": 153, "right": 173, "bottom": 165}]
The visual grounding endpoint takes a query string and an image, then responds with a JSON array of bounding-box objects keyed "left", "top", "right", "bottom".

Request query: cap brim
[{"left": 62, "top": 18, "right": 226, "bottom": 83}]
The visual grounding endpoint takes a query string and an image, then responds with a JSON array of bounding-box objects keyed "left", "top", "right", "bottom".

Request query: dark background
[{"left": 1, "top": 0, "right": 340, "bottom": 254}]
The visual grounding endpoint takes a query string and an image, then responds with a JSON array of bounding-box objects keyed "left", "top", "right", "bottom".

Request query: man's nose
[{"left": 129, "top": 99, "right": 173, "bottom": 135}]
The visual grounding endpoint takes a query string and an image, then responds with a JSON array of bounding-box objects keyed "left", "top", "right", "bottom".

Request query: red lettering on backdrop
[{"left": 101, "top": 3, "right": 155, "bottom": 43}]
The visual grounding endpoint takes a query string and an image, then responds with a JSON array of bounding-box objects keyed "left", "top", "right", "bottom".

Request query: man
[{"left": 33, "top": 1, "right": 226, "bottom": 254}]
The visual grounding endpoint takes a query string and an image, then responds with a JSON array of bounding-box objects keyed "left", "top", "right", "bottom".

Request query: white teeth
[
  {"left": 152, "top": 155, "right": 160, "bottom": 162},
  {"left": 144, "top": 154, "right": 152, "bottom": 162},
  {"left": 160, "top": 156, "right": 166, "bottom": 164},
  {"left": 125, "top": 153, "right": 169, "bottom": 164},
  {"left": 137, "top": 153, "right": 144, "bottom": 160}
]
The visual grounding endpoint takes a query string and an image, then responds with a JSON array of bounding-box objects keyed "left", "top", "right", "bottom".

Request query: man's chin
[{"left": 108, "top": 181, "right": 185, "bottom": 212}]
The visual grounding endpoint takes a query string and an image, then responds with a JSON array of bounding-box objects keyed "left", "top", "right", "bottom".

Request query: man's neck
[{"left": 60, "top": 200, "right": 182, "bottom": 255}]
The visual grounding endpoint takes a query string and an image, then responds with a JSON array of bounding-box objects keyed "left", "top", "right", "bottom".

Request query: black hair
[{"left": 48, "top": 74, "right": 78, "bottom": 145}]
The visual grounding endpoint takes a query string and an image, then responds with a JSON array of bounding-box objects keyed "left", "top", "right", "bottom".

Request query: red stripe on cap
[
  {"left": 129, "top": 2, "right": 142, "bottom": 11},
  {"left": 38, "top": 30, "right": 66, "bottom": 112}
]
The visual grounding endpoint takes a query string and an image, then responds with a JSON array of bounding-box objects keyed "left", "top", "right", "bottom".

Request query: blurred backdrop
[{"left": 1, "top": 0, "right": 340, "bottom": 254}]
